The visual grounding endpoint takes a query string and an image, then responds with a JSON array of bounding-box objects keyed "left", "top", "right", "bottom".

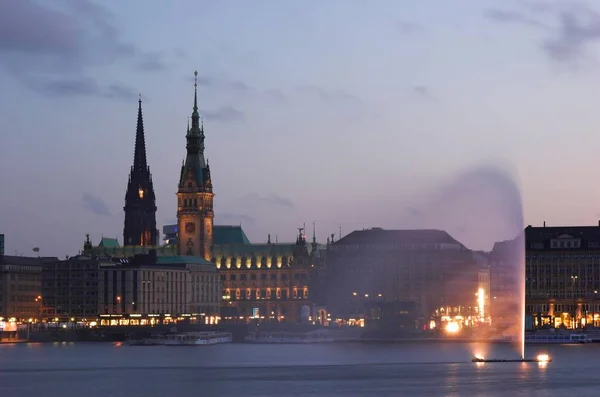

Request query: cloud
[
  {"left": 296, "top": 85, "right": 358, "bottom": 102},
  {"left": 245, "top": 194, "right": 294, "bottom": 209},
  {"left": 455, "top": 226, "right": 468, "bottom": 234},
  {"left": 104, "top": 83, "right": 138, "bottom": 100},
  {"left": 217, "top": 213, "right": 256, "bottom": 225},
  {"left": 395, "top": 20, "right": 424, "bottom": 35},
  {"left": 265, "top": 89, "right": 286, "bottom": 102},
  {"left": 412, "top": 85, "right": 434, "bottom": 97},
  {"left": 0, "top": 0, "right": 167, "bottom": 98},
  {"left": 485, "top": 2, "right": 600, "bottom": 65},
  {"left": 31, "top": 77, "right": 136, "bottom": 99},
  {"left": 200, "top": 106, "right": 245, "bottom": 122},
  {"left": 405, "top": 207, "right": 424, "bottom": 218},
  {"left": 484, "top": 8, "right": 547, "bottom": 28},
  {"left": 82, "top": 193, "right": 110, "bottom": 216}
]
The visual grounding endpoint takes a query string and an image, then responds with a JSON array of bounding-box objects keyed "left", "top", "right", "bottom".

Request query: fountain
[{"left": 411, "top": 164, "right": 550, "bottom": 363}]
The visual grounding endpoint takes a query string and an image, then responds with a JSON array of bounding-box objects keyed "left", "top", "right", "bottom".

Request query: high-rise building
[
  {"left": 177, "top": 71, "right": 214, "bottom": 260},
  {"left": 123, "top": 97, "right": 158, "bottom": 246},
  {"left": 0, "top": 234, "right": 4, "bottom": 256}
]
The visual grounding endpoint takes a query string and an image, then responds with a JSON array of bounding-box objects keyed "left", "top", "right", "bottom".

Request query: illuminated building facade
[
  {"left": 123, "top": 97, "right": 158, "bottom": 247},
  {"left": 325, "top": 228, "right": 488, "bottom": 330},
  {"left": 98, "top": 254, "right": 219, "bottom": 326},
  {"left": 43, "top": 252, "right": 219, "bottom": 325},
  {"left": 0, "top": 256, "right": 55, "bottom": 321},
  {"left": 217, "top": 229, "right": 321, "bottom": 323},
  {"left": 176, "top": 72, "right": 214, "bottom": 261},
  {"left": 525, "top": 223, "right": 600, "bottom": 329}
]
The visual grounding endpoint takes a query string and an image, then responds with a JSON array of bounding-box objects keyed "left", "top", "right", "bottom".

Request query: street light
[{"left": 35, "top": 295, "right": 42, "bottom": 324}]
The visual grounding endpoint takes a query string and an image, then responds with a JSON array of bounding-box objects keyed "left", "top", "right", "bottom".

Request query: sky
[{"left": 3, "top": 0, "right": 600, "bottom": 257}]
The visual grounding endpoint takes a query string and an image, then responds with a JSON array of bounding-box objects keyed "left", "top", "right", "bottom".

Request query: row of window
[
  {"left": 224, "top": 288, "right": 308, "bottom": 300},
  {"left": 527, "top": 254, "right": 600, "bottom": 260},
  {"left": 222, "top": 273, "right": 308, "bottom": 281}
]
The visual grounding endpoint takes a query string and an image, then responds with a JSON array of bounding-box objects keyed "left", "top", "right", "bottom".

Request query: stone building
[
  {"left": 525, "top": 223, "right": 600, "bottom": 329},
  {"left": 42, "top": 252, "right": 219, "bottom": 325},
  {"left": 325, "top": 228, "right": 487, "bottom": 330},
  {"left": 216, "top": 229, "right": 322, "bottom": 323},
  {"left": 42, "top": 255, "right": 108, "bottom": 320},
  {"left": 1, "top": 255, "right": 57, "bottom": 321}
]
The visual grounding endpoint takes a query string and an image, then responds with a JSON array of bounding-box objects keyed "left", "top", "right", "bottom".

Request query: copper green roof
[
  {"left": 156, "top": 255, "right": 214, "bottom": 265},
  {"left": 98, "top": 237, "right": 120, "bottom": 247},
  {"left": 213, "top": 225, "right": 251, "bottom": 245}
]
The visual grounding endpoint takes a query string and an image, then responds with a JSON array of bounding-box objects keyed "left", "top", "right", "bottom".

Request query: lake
[{"left": 0, "top": 341, "right": 598, "bottom": 396}]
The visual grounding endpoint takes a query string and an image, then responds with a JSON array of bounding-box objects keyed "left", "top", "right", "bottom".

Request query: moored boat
[
  {"left": 525, "top": 333, "right": 591, "bottom": 344},
  {"left": 164, "top": 331, "right": 232, "bottom": 346}
]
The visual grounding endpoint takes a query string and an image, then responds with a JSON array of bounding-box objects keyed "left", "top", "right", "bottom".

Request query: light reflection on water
[{"left": 0, "top": 342, "right": 597, "bottom": 396}]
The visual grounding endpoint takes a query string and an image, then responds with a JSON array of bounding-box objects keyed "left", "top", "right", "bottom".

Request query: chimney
[{"left": 543, "top": 221, "right": 546, "bottom": 227}]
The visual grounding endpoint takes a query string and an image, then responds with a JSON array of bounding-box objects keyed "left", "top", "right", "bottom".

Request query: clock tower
[
  {"left": 177, "top": 71, "right": 214, "bottom": 260},
  {"left": 123, "top": 96, "right": 158, "bottom": 246}
]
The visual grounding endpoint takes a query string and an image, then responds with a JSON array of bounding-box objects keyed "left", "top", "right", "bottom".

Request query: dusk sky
[{"left": 3, "top": 0, "right": 600, "bottom": 257}]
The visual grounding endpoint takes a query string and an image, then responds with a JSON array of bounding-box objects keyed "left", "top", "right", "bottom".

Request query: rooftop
[
  {"left": 334, "top": 228, "right": 463, "bottom": 246},
  {"left": 0, "top": 255, "right": 58, "bottom": 266},
  {"left": 214, "top": 225, "right": 251, "bottom": 245},
  {"left": 98, "top": 237, "right": 120, "bottom": 248},
  {"left": 525, "top": 224, "right": 600, "bottom": 242}
]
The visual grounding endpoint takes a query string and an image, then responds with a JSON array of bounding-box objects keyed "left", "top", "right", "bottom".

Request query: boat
[
  {"left": 245, "top": 330, "right": 334, "bottom": 344},
  {"left": 164, "top": 331, "right": 232, "bottom": 346},
  {"left": 525, "top": 333, "right": 592, "bottom": 344}
]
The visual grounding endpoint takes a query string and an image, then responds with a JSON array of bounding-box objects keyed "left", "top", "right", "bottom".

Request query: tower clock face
[{"left": 185, "top": 222, "right": 196, "bottom": 234}]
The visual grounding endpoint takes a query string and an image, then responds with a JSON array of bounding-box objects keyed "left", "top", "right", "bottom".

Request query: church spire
[
  {"left": 133, "top": 94, "right": 147, "bottom": 173},
  {"left": 123, "top": 95, "right": 158, "bottom": 247}
]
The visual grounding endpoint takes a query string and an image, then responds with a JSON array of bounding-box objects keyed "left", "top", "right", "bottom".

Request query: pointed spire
[
  {"left": 133, "top": 95, "right": 148, "bottom": 173},
  {"left": 194, "top": 71, "right": 198, "bottom": 109},
  {"left": 191, "top": 70, "right": 200, "bottom": 131}
]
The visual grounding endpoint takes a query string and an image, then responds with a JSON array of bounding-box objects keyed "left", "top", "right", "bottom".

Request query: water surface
[{"left": 0, "top": 342, "right": 598, "bottom": 396}]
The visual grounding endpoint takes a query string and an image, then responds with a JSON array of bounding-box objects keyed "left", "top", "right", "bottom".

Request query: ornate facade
[
  {"left": 177, "top": 71, "right": 214, "bottom": 261},
  {"left": 216, "top": 229, "right": 321, "bottom": 323},
  {"left": 123, "top": 97, "right": 158, "bottom": 246}
]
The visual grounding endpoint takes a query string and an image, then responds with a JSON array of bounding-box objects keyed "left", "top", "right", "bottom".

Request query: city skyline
[{"left": 3, "top": 0, "right": 600, "bottom": 256}]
